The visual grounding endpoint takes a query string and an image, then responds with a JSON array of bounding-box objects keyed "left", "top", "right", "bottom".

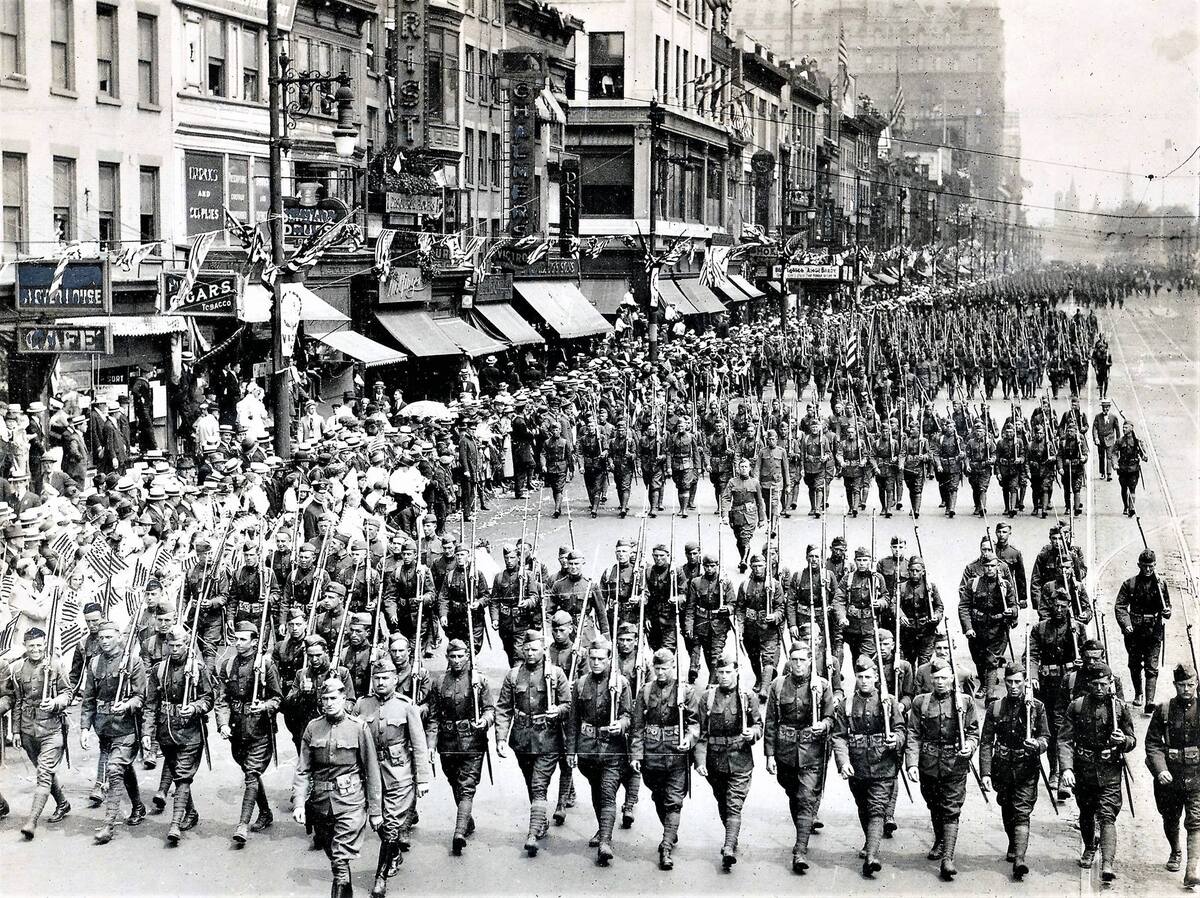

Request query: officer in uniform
[
  {"left": 905, "top": 657, "right": 980, "bottom": 880},
  {"left": 215, "top": 619, "right": 282, "bottom": 846},
  {"left": 491, "top": 543, "right": 544, "bottom": 667},
  {"left": 685, "top": 554, "right": 736, "bottom": 683},
  {"left": 695, "top": 652, "right": 762, "bottom": 870},
  {"left": 426, "top": 638, "right": 494, "bottom": 855},
  {"left": 1115, "top": 548, "right": 1172, "bottom": 712},
  {"left": 1058, "top": 662, "right": 1136, "bottom": 881},
  {"left": 1146, "top": 664, "right": 1200, "bottom": 887},
  {"left": 354, "top": 655, "right": 430, "bottom": 897},
  {"left": 630, "top": 646, "right": 699, "bottom": 871},
  {"left": 284, "top": 634, "right": 355, "bottom": 755},
  {"left": 837, "top": 548, "right": 888, "bottom": 666},
  {"left": 729, "top": 550, "right": 778, "bottom": 694},
  {"left": 959, "top": 555, "right": 1019, "bottom": 694},
  {"left": 292, "top": 677, "right": 383, "bottom": 898},
  {"left": 81, "top": 619, "right": 147, "bottom": 844},
  {"left": 438, "top": 544, "right": 491, "bottom": 654},
  {"left": 979, "top": 662, "right": 1050, "bottom": 880},
  {"left": 567, "top": 637, "right": 632, "bottom": 865},
  {"left": 495, "top": 630, "right": 572, "bottom": 856},
  {"left": 832, "top": 656, "right": 907, "bottom": 878},
  {"left": 900, "top": 421, "right": 932, "bottom": 519},
  {"left": 1029, "top": 587, "right": 1084, "bottom": 792},
  {"left": 3, "top": 628, "right": 72, "bottom": 839},
  {"left": 764, "top": 640, "right": 835, "bottom": 874},
  {"left": 723, "top": 457, "right": 765, "bottom": 564}
]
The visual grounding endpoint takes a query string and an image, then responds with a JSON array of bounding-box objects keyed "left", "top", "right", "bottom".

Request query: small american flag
[
  {"left": 102, "top": 580, "right": 120, "bottom": 613},
  {"left": 837, "top": 26, "right": 849, "bottom": 71},
  {"left": 0, "top": 572, "right": 13, "bottom": 604},
  {"left": 46, "top": 243, "right": 84, "bottom": 304},
  {"left": 86, "top": 542, "right": 127, "bottom": 579},
  {"left": 132, "top": 560, "right": 149, "bottom": 590},
  {"left": 50, "top": 530, "right": 76, "bottom": 558},
  {"left": 844, "top": 324, "right": 860, "bottom": 371},
  {"left": 124, "top": 588, "right": 141, "bottom": 619},
  {"left": 59, "top": 593, "right": 82, "bottom": 654},
  {"left": 0, "top": 609, "right": 19, "bottom": 654}
]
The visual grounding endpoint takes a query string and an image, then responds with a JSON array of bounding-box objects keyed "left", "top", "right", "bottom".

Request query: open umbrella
[{"left": 399, "top": 400, "right": 452, "bottom": 419}]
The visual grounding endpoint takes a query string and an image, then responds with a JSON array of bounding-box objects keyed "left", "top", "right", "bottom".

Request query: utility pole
[
  {"left": 778, "top": 149, "right": 789, "bottom": 324},
  {"left": 969, "top": 211, "right": 976, "bottom": 281},
  {"left": 646, "top": 99, "right": 664, "bottom": 362},
  {"left": 954, "top": 208, "right": 960, "bottom": 287},
  {"left": 897, "top": 187, "right": 904, "bottom": 294},
  {"left": 267, "top": 0, "right": 290, "bottom": 459}
]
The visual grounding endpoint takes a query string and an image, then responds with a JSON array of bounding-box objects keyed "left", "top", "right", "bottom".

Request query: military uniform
[
  {"left": 685, "top": 571, "right": 735, "bottom": 681},
  {"left": 933, "top": 430, "right": 965, "bottom": 516},
  {"left": 644, "top": 561, "right": 681, "bottom": 653},
  {"left": 898, "top": 577, "right": 943, "bottom": 667},
  {"left": 837, "top": 567, "right": 888, "bottom": 664},
  {"left": 764, "top": 669, "right": 835, "bottom": 870},
  {"left": 1146, "top": 680, "right": 1200, "bottom": 886},
  {"left": 636, "top": 424, "right": 668, "bottom": 514},
  {"left": 181, "top": 557, "right": 229, "bottom": 665},
  {"left": 835, "top": 432, "right": 870, "bottom": 515},
  {"left": 569, "top": 666, "right": 632, "bottom": 861},
  {"left": 980, "top": 691, "right": 1050, "bottom": 876},
  {"left": 1057, "top": 429, "right": 1088, "bottom": 514},
  {"left": 707, "top": 430, "right": 736, "bottom": 516},
  {"left": 1028, "top": 612, "right": 1084, "bottom": 782},
  {"left": 214, "top": 645, "right": 282, "bottom": 838},
  {"left": 382, "top": 560, "right": 435, "bottom": 657},
  {"left": 695, "top": 682, "right": 762, "bottom": 866},
  {"left": 495, "top": 656, "right": 573, "bottom": 854},
  {"left": 736, "top": 570, "right": 784, "bottom": 693},
  {"left": 995, "top": 431, "right": 1026, "bottom": 516},
  {"left": 5, "top": 652, "right": 71, "bottom": 837},
  {"left": 666, "top": 428, "right": 702, "bottom": 514},
  {"left": 284, "top": 655, "right": 356, "bottom": 753},
  {"left": 437, "top": 564, "right": 491, "bottom": 654},
  {"left": 786, "top": 565, "right": 844, "bottom": 690},
  {"left": 964, "top": 431, "right": 996, "bottom": 516},
  {"left": 81, "top": 643, "right": 147, "bottom": 839},
  {"left": 900, "top": 433, "right": 932, "bottom": 517},
  {"left": 492, "top": 564, "right": 544, "bottom": 667},
  {"left": 425, "top": 660, "right": 494, "bottom": 851},
  {"left": 1115, "top": 566, "right": 1171, "bottom": 706},
  {"left": 722, "top": 472, "right": 764, "bottom": 561},
  {"left": 578, "top": 427, "right": 610, "bottom": 515},
  {"left": 609, "top": 428, "right": 638, "bottom": 515},
  {"left": 958, "top": 570, "right": 1017, "bottom": 692},
  {"left": 800, "top": 430, "right": 835, "bottom": 516},
  {"left": 1026, "top": 431, "right": 1057, "bottom": 516},
  {"left": 870, "top": 430, "right": 901, "bottom": 516}
]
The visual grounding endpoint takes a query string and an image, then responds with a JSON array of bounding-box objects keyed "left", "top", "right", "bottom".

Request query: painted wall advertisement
[{"left": 184, "top": 151, "right": 226, "bottom": 237}]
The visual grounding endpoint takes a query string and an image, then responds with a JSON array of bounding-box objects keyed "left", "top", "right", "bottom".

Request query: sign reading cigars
[
  {"left": 162, "top": 270, "right": 241, "bottom": 317},
  {"left": 15, "top": 258, "right": 112, "bottom": 316}
]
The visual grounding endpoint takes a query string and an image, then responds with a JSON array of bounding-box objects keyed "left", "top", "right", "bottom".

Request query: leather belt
[
  {"left": 514, "top": 711, "right": 551, "bottom": 728},
  {"left": 707, "top": 734, "right": 743, "bottom": 748},
  {"left": 643, "top": 725, "right": 679, "bottom": 741}
]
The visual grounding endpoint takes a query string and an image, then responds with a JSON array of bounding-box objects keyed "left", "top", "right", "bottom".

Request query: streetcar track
[{"left": 1115, "top": 306, "right": 1200, "bottom": 433}]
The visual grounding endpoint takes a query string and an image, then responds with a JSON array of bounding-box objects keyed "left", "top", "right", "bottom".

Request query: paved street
[{"left": 3, "top": 291, "right": 1198, "bottom": 897}]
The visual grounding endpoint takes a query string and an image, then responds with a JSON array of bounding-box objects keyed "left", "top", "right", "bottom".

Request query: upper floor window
[{"left": 589, "top": 32, "right": 624, "bottom": 99}]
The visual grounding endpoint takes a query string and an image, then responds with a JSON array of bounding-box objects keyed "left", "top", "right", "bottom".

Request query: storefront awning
[
  {"left": 513, "top": 280, "right": 613, "bottom": 340},
  {"left": 59, "top": 314, "right": 187, "bottom": 336},
  {"left": 579, "top": 278, "right": 630, "bottom": 316},
  {"left": 375, "top": 310, "right": 506, "bottom": 358},
  {"left": 315, "top": 330, "right": 407, "bottom": 368},
  {"left": 655, "top": 278, "right": 701, "bottom": 317},
  {"left": 473, "top": 303, "right": 544, "bottom": 347},
  {"left": 675, "top": 279, "right": 727, "bottom": 315},
  {"left": 436, "top": 316, "right": 508, "bottom": 358},
  {"left": 727, "top": 274, "right": 766, "bottom": 300}
]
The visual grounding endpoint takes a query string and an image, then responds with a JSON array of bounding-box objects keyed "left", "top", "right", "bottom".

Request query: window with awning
[{"left": 512, "top": 280, "right": 613, "bottom": 340}]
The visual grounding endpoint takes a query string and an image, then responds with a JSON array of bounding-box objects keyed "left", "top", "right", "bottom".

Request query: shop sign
[
  {"left": 771, "top": 264, "right": 839, "bottom": 281},
  {"left": 503, "top": 50, "right": 545, "bottom": 237},
  {"left": 184, "top": 151, "right": 226, "bottom": 237},
  {"left": 394, "top": 0, "right": 426, "bottom": 150},
  {"left": 162, "top": 271, "right": 241, "bottom": 317},
  {"left": 15, "top": 258, "right": 111, "bottom": 315},
  {"left": 559, "top": 156, "right": 580, "bottom": 245},
  {"left": 283, "top": 197, "right": 348, "bottom": 247},
  {"left": 476, "top": 272, "right": 513, "bottom": 303},
  {"left": 386, "top": 192, "right": 443, "bottom": 216},
  {"left": 16, "top": 324, "right": 112, "bottom": 354}
]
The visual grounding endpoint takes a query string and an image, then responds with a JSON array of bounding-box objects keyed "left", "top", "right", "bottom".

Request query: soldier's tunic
[
  {"left": 898, "top": 578, "right": 943, "bottom": 667},
  {"left": 637, "top": 426, "right": 668, "bottom": 505},
  {"left": 214, "top": 650, "right": 282, "bottom": 825},
  {"left": 569, "top": 669, "right": 632, "bottom": 846},
  {"left": 1115, "top": 571, "right": 1171, "bottom": 704},
  {"left": 906, "top": 689, "right": 981, "bottom": 834},
  {"left": 437, "top": 564, "right": 491, "bottom": 654},
  {"left": 630, "top": 674, "right": 698, "bottom": 847},
  {"left": 1146, "top": 696, "right": 1200, "bottom": 837},
  {"left": 838, "top": 569, "right": 888, "bottom": 664},
  {"left": 765, "top": 671, "right": 835, "bottom": 856},
  {"left": 284, "top": 662, "right": 356, "bottom": 753},
  {"left": 181, "top": 559, "right": 229, "bottom": 664},
  {"left": 599, "top": 561, "right": 640, "bottom": 630},
  {"left": 355, "top": 691, "right": 430, "bottom": 842},
  {"left": 293, "top": 711, "right": 383, "bottom": 861},
  {"left": 548, "top": 573, "right": 608, "bottom": 641},
  {"left": 900, "top": 434, "right": 931, "bottom": 515},
  {"left": 958, "top": 572, "right": 1016, "bottom": 691},
  {"left": 82, "top": 648, "right": 147, "bottom": 824},
  {"left": 283, "top": 563, "right": 331, "bottom": 628},
  {"left": 722, "top": 473, "right": 764, "bottom": 561},
  {"left": 736, "top": 573, "right": 783, "bottom": 692},
  {"left": 685, "top": 573, "right": 735, "bottom": 680},
  {"left": 1058, "top": 691, "right": 1136, "bottom": 847},
  {"left": 707, "top": 431, "right": 735, "bottom": 515},
  {"left": 578, "top": 429, "right": 609, "bottom": 512},
  {"left": 667, "top": 430, "right": 702, "bottom": 510},
  {"left": 644, "top": 562, "right": 681, "bottom": 653},
  {"left": 934, "top": 431, "right": 965, "bottom": 512},
  {"left": 492, "top": 565, "right": 544, "bottom": 667},
  {"left": 228, "top": 563, "right": 281, "bottom": 633},
  {"left": 6, "top": 655, "right": 71, "bottom": 800},
  {"left": 1058, "top": 429, "right": 1088, "bottom": 512},
  {"left": 609, "top": 430, "right": 638, "bottom": 512},
  {"left": 1027, "top": 432, "right": 1057, "bottom": 513},
  {"left": 696, "top": 684, "right": 762, "bottom": 854},
  {"left": 786, "top": 566, "right": 844, "bottom": 689},
  {"left": 426, "top": 666, "right": 494, "bottom": 835},
  {"left": 980, "top": 694, "right": 1049, "bottom": 828},
  {"left": 832, "top": 688, "right": 907, "bottom": 846},
  {"left": 142, "top": 654, "right": 215, "bottom": 826}
]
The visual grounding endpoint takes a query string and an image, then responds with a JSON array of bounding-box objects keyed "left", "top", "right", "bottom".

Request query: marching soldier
[
  {"left": 933, "top": 419, "right": 966, "bottom": 517},
  {"left": 685, "top": 554, "right": 736, "bottom": 683},
  {"left": 355, "top": 655, "right": 430, "bottom": 897},
  {"left": 836, "top": 422, "right": 871, "bottom": 517},
  {"left": 495, "top": 630, "right": 573, "bottom": 856},
  {"left": 800, "top": 419, "right": 835, "bottom": 518},
  {"left": 1115, "top": 548, "right": 1172, "bottom": 712},
  {"left": 1030, "top": 524, "right": 1088, "bottom": 619},
  {"left": 599, "top": 538, "right": 640, "bottom": 630},
  {"left": 900, "top": 420, "right": 932, "bottom": 519},
  {"left": 666, "top": 417, "right": 702, "bottom": 517},
  {"left": 964, "top": 419, "right": 996, "bottom": 517},
  {"left": 437, "top": 544, "right": 491, "bottom": 654},
  {"left": 636, "top": 414, "right": 668, "bottom": 518},
  {"left": 610, "top": 418, "right": 638, "bottom": 518},
  {"left": 283, "top": 542, "right": 331, "bottom": 632},
  {"left": 567, "top": 637, "right": 632, "bottom": 865},
  {"left": 993, "top": 521, "right": 1028, "bottom": 611},
  {"left": 578, "top": 416, "right": 610, "bottom": 517},
  {"left": 959, "top": 555, "right": 1019, "bottom": 694},
  {"left": 181, "top": 534, "right": 229, "bottom": 666},
  {"left": 995, "top": 421, "right": 1026, "bottom": 517},
  {"left": 81, "top": 619, "right": 147, "bottom": 845},
  {"left": 273, "top": 606, "right": 310, "bottom": 694},
  {"left": 786, "top": 543, "right": 844, "bottom": 689},
  {"left": 141, "top": 624, "right": 214, "bottom": 845},
  {"left": 736, "top": 553, "right": 784, "bottom": 697},
  {"left": 644, "top": 544, "right": 680, "bottom": 653},
  {"left": 1145, "top": 664, "right": 1200, "bottom": 887},
  {"left": 426, "top": 638, "right": 494, "bottom": 855},
  {"left": 284, "top": 634, "right": 355, "bottom": 755},
  {"left": 548, "top": 550, "right": 608, "bottom": 642},
  {"left": 979, "top": 662, "right": 1050, "bottom": 880},
  {"left": 382, "top": 540, "right": 435, "bottom": 659},
  {"left": 1026, "top": 419, "right": 1057, "bottom": 518},
  {"left": 837, "top": 548, "right": 888, "bottom": 665},
  {"left": 1029, "top": 587, "right": 1084, "bottom": 793},
  {"left": 723, "top": 457, "right": 765, "bottom": 564},
  {"left": 897, "top": 556, "right": 943, "bottom": 667},
  {"left": 707, "top": 418, "right": 736, "bottom": 518},
  {"left": 755, "top": 429, "right": 788, "bottom": 523},
  {"left": 491, "top": 543, "right": 544, "bottom": 667},
  {"left": 541, "top": 419, "right": 574, "bottom": 518},
  {"left": 1058, "top": 662, "right": 1136, "bottom": 881},
  {"left": 3, "top": 628, "right": 72, "bottom": 839},
  {"left": 214, "top": 619, "right": 282, "bottom": 846},
  {"left": 870, "top": 421, "right": 901, "bottom": 518},
  {"left": 695, "top": 653, "right": 762, "bottom": 870},
  {"left": 832, "top": 657, "right": 907, "bottom": 878},
  {"left": 764, "top": 640, "right": 835, "bottom": 874},
  {"left": 905, "top": 657, "right": 981, "bottom": 880},
  {"left": 1058, "top": 418, "right": 1088, "bottom": 516},
  {"left": 292, "top": 677, "right": 383, "bottom": 898},
  {"left": 340, "top": 614, "right": 375, "bottom": 700},
  {"left": 630, "top": 646, "right": 699, "bottom": 870},
  {"left": 1116, "top": 421, "right": 1148, "bottom": 516}
]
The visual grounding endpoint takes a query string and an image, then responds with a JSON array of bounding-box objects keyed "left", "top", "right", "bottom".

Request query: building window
[
  {"left": 242, "top": 27, "right": 260, "bottom": 101},
  {"left": 581, "top": 148, "right": 633, "bottom": 217},
  {"left": 589, "top": 32, "right": 624, "bottom": 99},
  {"left": 674, "top": 46, "right": 680, "bottom": 102},
  {"left": 661, "top": 40, "right": 669, "bottom": 100},
  {"left": 425, "top": 29, "right": 459, "bottom": 125},
  {"left": 682, "top": 49, "right": 688, "bottom": 108},
  {"left": 139, "top": 166, "right": 159, "bottom": 243},
  {"left": 53, "top": 157, "right": 75, "bottom": 240},
  {"left": 463, "top": 129, "right": 474, "bottom": 185},
  {"left": 51, "top": 0, "right": 74, "bottom": 90},
  {"left": 464, "top": 46, "right": 474, "bottom": 100},
  {"left": 96, "top": 3, "right": 118, "bottom": 97},
  {"left": 206, "top": 15, "right": 225, "bottom": 96},
  {"left": 490, "top": 133, "right": 500, "bottom": 187},
  {"left": 0, "top": 0, "right": 24, "bottom": 79},
  {"left": 364, "top": 17, "right": 377, "bottom": 74},
  {"left": 366, "top": 106, "right": 378, "bottom": 153},
  {"left": 98, "top": 162, "right": 120, "bottom": 249},
  {"left": 138, "top": 13, "right": 158, "bottom": 105},
  {"left": 479, "top": 51, "right": 488, "bottom": 101},
  {"left": 478, "top": 130, "right": 487, "bottom": 185},
  {"left": 2, "top": 152, "right": 27, "bottom": 256}
]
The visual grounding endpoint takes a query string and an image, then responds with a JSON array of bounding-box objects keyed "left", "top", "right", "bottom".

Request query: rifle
[
  {"left": 942, "top": 602, "right": 989, "bottom": 803},
  {"left": 982, "top": 515, "right": 1016, "bottom": 661},
  {"left": 464, "top": 541, "right": 493, "bottom": 785},
  {"left": 42, "top": 587, "right": 70, "bottom": 769},
  {"left": 868, "top": 515, "right": 912, "bottom": 804},
  {"left": 115, "top": 597, "right": 146, "bottom": 757},
  {"left": 1111, "top": 687, "right": 1135, "bottom": 818},
  {"left": 674, "top": 555, "right": 690, "bottom": 798},
  {"left": 182, "top": 573, "right": 213, "bottom": 771},
  {"left": 632, "top": 516, "right": 649, "bottom": 698},
  {"left": 1026, "top": 620, "right": 1058, "bottom": 814},
  {"left": 251, "top": 532, "right": 278, "bottom": 766},
  {"left": 330, "top": 558, "right": 361, "bottom": 664}
]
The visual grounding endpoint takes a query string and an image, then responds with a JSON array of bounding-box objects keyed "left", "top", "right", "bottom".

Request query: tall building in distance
[{"left": 732, "top": 0, "right": 1020, "bottom": 213}]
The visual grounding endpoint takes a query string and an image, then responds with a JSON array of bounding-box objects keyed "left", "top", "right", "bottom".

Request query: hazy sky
[{"left": 1003, "top": 0, "right": 1200, "bottom": 224}]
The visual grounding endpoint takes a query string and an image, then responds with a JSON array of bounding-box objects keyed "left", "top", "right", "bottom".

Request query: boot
[
  {"left": 927, "top": 818, "right": 945, "bottom": 860},
  {"left": 525, "top": 801, "right": 546, "bottom": 856},
  {"left": 940, "top": 821, "right": 959, "bottom": 880},
  {"left": 333, "top": 859, "right": 353, "bottom": 898},
  {"left": 1146, "top": 674, "right": 1159, "bottom": 710},
  {"left": 658, "top": 844, "right": 673, "bottom": 871},
  {"left": 1185, "top": 831, "right": 1200, "bottom": 887},
  {"left": 862, "top": 816, "right": 884, "bottom": 877},
  {"left": 370, "top": 841, "right": 399, "bottom": 897},
  {"left": 721, "top": 814, "right": 741, "bottom": 869},
  {"left": 793, "top": 814, "right": 813, "bottom": 873},
  {"left": 167, "top": 822, "right": 182, "bottom": 846},
  {"left": 47, "top": 798, "right": 71, "bottom": 824},
  {"left": 452, "top": 799, "right": 473, "bottom": 854},
  {"left": 1100, "top": 822, "right": 1117, "bottom": 881},
  {"left": 597, "top": 841, "right": 615, "bottom": 866},
  {"left": 20, "top": 790, "right": 49, "bottom": 840},
  {"left": 126, "top": 800, "right": 147, "bottom": 826},
  {"left": 251, "top": 809, "right": 275, "bottom": 832},
  {"left": 1012, "top": 823, "right": 1030, "bottom": 879},
  {"left": 94, "top": 823, "right": 116, "bottom": 845},
  {"left": 1166, "top": 822, "right": 1183, "bottom": 870},
  {"left": 88, "top": 780, "right": 106, "bottom": 808}
]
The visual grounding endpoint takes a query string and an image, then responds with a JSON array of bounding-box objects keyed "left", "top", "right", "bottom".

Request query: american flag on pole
[
  {"left": 0, "top": 609, "right": 19, "bottom": 655},
  {"left": 280, "top": 210, "right": 357, "bottom": 276},
  {"left": 171, "top": 230, "right": 217, "bottom": 309},
  {"left": 844, "top": 321, "right": 860, "bottom": 371},
  {"left": 124, "top": 588, "right": 141, "bottom": 619},
  {"left": 101, "top": 580, "right": 119, "bottom": 613},
  {"left": 50, "top": 530, "right": 76, "bottom": 559},
  {"left": 837, "top": 26, "right": 849, "bottom": 71},
  {"left": 889, "top": 69, "right": 905, "bottom": 128},
  {"left": 58, "top": 593, "right": 83, "bottom": 656},
  {"left": 86, "top": 541, "right": 127, "bottom": 580},
  {"left": 46, "top": 243, "right": 84, "bottom": 305},
  {"left": 0, "top": 572, "right": 14, "bottom": 604},
  {"left": 582, "top": 236, "right": 611, "bottom": 259}
]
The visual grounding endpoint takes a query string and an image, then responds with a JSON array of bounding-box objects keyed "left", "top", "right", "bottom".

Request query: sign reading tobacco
[
  {"left": 162, "top": 270, "right": 241, "bottom": 317},
  {"left": 15, "top": 258, "right": 112, "bottom": 316}
]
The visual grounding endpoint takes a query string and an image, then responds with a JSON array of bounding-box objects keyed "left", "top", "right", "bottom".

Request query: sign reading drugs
[
  {"left": 16, "top": 323, "right": 112, "bottom": 354},
  {"left": 15, "top": 258, "right": 112, "bottom": 316}
]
